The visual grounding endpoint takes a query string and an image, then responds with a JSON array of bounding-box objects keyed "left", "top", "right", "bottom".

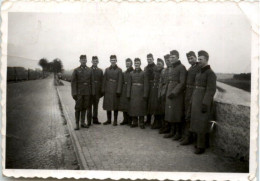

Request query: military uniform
[
  {"left": 91, "top": 65, "right": 103, "bottom": 124},
  {"left": 102, "top": 64, "right": 123, "bottom": 125},
  {"left": 164, "top": 60, "right": 187, "bottom": 139},
  {"left": 71, "top": 65, "right": 93, "bottom": 129},
  {"left": 180, "top": 62, "right": 201, "bottom": 144},
  {"left": 119, "top": 66, "right": 134, "bottom": 125},
  {"left": 127, "top": 68, "right": 149, "bottom": 129},
  {"left": 190, "top": 65, "right": 216, "bottom": 150},
  {"left": 144, "top": 62, "right": 157, "bottom": 125}
]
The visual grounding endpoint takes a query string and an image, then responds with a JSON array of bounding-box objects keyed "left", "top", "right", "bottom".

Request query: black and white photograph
[{"left": 1, "top": 1, "right": 259, "bottom": 180}]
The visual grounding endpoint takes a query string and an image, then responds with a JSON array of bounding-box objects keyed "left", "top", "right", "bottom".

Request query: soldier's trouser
[
  {"left": 91, "top": 96, "right": 100, "bottom": 120},
  {"left": 146, "top": 114, "right": 152, "bottom": 123},
  {"left": 196, "top": 133, "right": 206, "bottom": 149},
  {"left": 183, "top": 121, "right": 192, "bottom": 138},
  {"left": 75, "top": 95, "right": 91, "bottom": 111},
  {"left": 123, "top": 112, "right": 130, "bottom": 122},
  {"left": 132, "top": 116, "right": 144, "bottom": 126},
  {"left": 75, "top": 111, "right": 80, "bottom": 124},
  {"left": 81, "top": 109, "right": 92, "bottom": 125},
  {"left": 107, "top": 111, "right": 118, "bottom": 121}
]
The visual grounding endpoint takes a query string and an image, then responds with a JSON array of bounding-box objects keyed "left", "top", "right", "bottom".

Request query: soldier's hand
[
  {"left": 201, "top": 104, "right": 207, "bottom": 113},
  {"left": 168, "top": 93, "right": 175, "bottom": 99},
  {"left": 116, "top": 93, "right": 121, "bottom": 97},
  {"left": 73, "top": 95, "right": 78, "bottom": 101}
]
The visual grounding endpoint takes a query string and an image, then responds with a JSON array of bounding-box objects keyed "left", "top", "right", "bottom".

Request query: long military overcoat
[
  {"left": 102, "top": 65, "right": 123, "bottom": 111},
  {"left": 91, "top": 66, "right": 103, "bottom": 98},
  {"left": 184, "top": 63, "right": 201, "bottom": 122},
  {"left": 190, "top": 65, "right": 216, "bottom": 134},
  {"left": 71, "top": 66, "right": 93, "bottom": 96},
  {"left": 144, "top": 62, "right": 157, "bottom": 114},
  {"left": 127, "top": 69, "right": 149, "bottom": 116},
  {"left": 118, "top": 67, "right": 134, "bottom": 112},
  {"left": 165, "top": 61, "right": 187, "bottom": 123},
  {"left": 158, "top": 67, "right": 169, "bottom": 112},
  {"left": 147, "top": 66, "right": 164, "bottom": 115}
]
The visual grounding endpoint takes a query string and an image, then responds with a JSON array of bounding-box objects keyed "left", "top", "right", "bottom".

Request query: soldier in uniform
[
  {"left": 90, "top": 56, "right": 103, "bottom": 125},
  {"left": 180, "top": 51, "right": 201, "bottom": 145},
  {"left": 119, "top": 58, "right": 134, "bottom": 125},
  {"left": 144, "top": 53, "right": 157, "bottom": 126},
  {"left": 71, "top": 55, "right": 93, "bottom": 130},
  {"left": 190, "top": 50, "right": 216, "bottom": 154},
  {"left": 102, "top": 55, "right": 123, "bottom": 126},
  {"left": 150, "top": 58, "right": 165, "bottom": 129},
  {"left": 158, "top": 54, "right": 171, "bottom": 134},
  {"left": 127, "top": 58, "right": 149, "bottom": 129},
  {"left": 164, "top": 50, "right": 187, "bottom": 140}
]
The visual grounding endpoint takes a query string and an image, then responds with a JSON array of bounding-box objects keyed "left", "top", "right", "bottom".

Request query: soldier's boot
[
  {"left": 164, "top": 124, "right": 175, "bottom": 138},
  {"left": 74, "top": 111, "right": 80, "bottom": 130},
  {"left": 159, "top": 119, "right": 166, "bottom": 134},
  {"left": 127, "top": 115, "right": 132, "bottom": 126},
  {"left": 161, "top": 121, "right": 171, "bottom": 134},
  {"left": 194, "top": 148, "right": 205, "bottom": 154},
  {"left": 87, "top": 109, "right": 92, "bottom": 127},
  {"left": 139, "top": 116, "right": 145, "bottom": 129},
  {"left": 93, "top": 117, "right": 101, "bottom": 125},
  {"left": 145, "top": 114, "right": 152, "bottom": 126},
  {"left": 103, "top": 111, "right": 112, "bottom": 125},
  {"left": 131, "top": 117, "right": 138, "bottom": 128},
  {"left": 151, "top": 119, "right": 157, "bottom": 129},
  {"left": 113, "top": 111, "right": 118, "bottom": 126},
  {"left": 173, "top": 123, "right": 182, "bottom": 141},
  {"left": 80, "top": 110, "right": 89, "bottom": 128},
  {"left": 180, "top": 131, "right": 192, "bottom": 145},
  {"left": 154, "top": 115, "right": 162, "bottom": 129},
  {"left": 120, "top": 112, "right": 128, "bottom": 125}
]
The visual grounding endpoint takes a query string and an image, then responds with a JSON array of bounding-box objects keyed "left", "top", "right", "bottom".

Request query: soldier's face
[
  {"left": 187, "top": 56, "right": 197, "bottom": 65},
  {"left": 80, "top": 58, "right": 87, "bottom": 66},
  {"left": 169, "top": 55, "right": 178, "bottom": 64},
  {"left": 135, "top": 61, "right": 141, "bottom": 69},
  {"left": 198, "top": 56, "right": 208, "bottom": 67},
  {"left": 92, "top": 59, "right": 99, "bottom": 66},
  {"left": 147, "top": 58, "right": 154, "bottom": 64},
  {"left": 110, "top": 58, "right": 117, "bottom": 66},
  {"left": 157, "top": 62, "right": 164, "bottom": 69},
  {"left": 166, "top": 60, "right": 171, "bottom": 67},
  {"left": 126, "top": 62, "right": 132, "bottom": 69}
]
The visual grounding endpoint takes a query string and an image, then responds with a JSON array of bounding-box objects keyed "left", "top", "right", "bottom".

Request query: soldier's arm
[
  {"left": 202, "top": 71, "right": 217, "bottom": 107},
  {"left": 127, "top": 73, "right": 132, "bottom": 98},
  {"left": 172, "top": 66, "right": 187, "bottom": 95},
  {"left": 158, "top": 70, "right": 164, "bottom": 98},
  {"left": 144, "top": 72, "right": 149, "bottom": 98},
  {"left": 91, "top": 69, "right": 95, "bottom": 96},
  {"left": 116, "top": 69, "right": 123, "bottom": 94},
  {"left": 71, "top": 69, "right": 77, "bottom": 97}
]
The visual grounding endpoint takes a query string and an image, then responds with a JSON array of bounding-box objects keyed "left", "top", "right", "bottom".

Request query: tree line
[{"left": 38, "top": 58, "right": 63, "bottom": 74}]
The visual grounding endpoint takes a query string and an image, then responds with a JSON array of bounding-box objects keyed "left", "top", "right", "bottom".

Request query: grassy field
[{"left": 218, "top": 79, "right": 251, "bottom": 92}]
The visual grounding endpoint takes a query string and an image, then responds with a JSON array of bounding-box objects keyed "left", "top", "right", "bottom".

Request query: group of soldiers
[{"left": 71, "top": 50, "right": 217, "bottom": 154}]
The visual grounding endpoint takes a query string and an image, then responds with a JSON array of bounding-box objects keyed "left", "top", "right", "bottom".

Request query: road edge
[{"left": 56, "top": 87, "right": 89, "bottom": 170}]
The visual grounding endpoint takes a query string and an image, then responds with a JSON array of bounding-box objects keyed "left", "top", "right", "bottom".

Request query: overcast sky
[{"left": 7, "top": 2, "right": 251, "bottom": 73}]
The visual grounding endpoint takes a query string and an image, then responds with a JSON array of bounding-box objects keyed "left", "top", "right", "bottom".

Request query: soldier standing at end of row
[
  {"left": 150, "top": 58, "right": 165, "bottom": 129},
  {"left": 71, "top": 55, "right": 93, "bottom": 130},
  {"left": 164, "top": 50, "right": 187, "bottom": 140},
  {"left": 179, "top": 51, "right": 201, "bottom": 145},
  {"left": 144, "top": 53, "right": 157, "bottom": 126},
  {"left": 119, "top": 58, "right": 134, "bottom": 125},
  {"left": 127, "top": 58, "right": 149, "bottom": 129},
  {"left": 102, "top": 55, "right": 123, "bottom": 126},
  {"left": 90, "top": 56, "right": 103, "bottom": 125},
  {"left": 159, "top": 54, "right": 171, "bottom": 134},
  {"left": 190, "top": 50, "right": 216, "bottom": 154}
]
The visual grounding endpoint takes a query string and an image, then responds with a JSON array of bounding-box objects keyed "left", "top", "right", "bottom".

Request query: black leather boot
[
  {"left": 103, "top": 111, "right": 112, "bottom": 125},
  {"left": 74, "top": 111, "right": 80, "bottom": 130}
]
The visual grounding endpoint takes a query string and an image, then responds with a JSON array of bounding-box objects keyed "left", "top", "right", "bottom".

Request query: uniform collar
[
  {"left": 147, "top": 62, "right": 156, "bottom": 68},
  {"left": 172, "top": 60, "right": 181, "bottom": 68},
  {"left": 134, "top": 68, "right": 142, "bottom": 73},
  {"left": 109, "top": 64, "right": 118, "bottom": 70},
  {"left": 80, "top": 65, "right": 87, "bottom": 69},
  {"left": 201, "top": 65, "right": 211, "bottom": 73},
  {"left": 126, "top": 66, "right": 134, "bottom": 73},
  {"left": 91, "top": 65, "right": 98, "bottom": 70}
]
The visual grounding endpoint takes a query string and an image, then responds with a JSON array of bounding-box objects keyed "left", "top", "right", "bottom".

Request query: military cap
[
  {"left": 170, "top": 50, "right": 179, "bottom": 58},
  {"left": 126, "top": 58, "right": 133, "bottom": 63},
  {"left": 80, "top": 55, "right": 86, "bottom": 59},
  {"left": 198, "top": 50, "right": 209, "bottom": 60},
  {"left": 157, "top": 58, "right": 164, "bottom": 65},
  {"left": 186, "top": 51, "right": 196, "bottom": 58},
  {"left": 110, "top": 55, "right": 117, "bottom": 59},
  {"left": 92, "top": 56, "right": 98, "bottom": 60},
  {"left": 164, "top": 54, "right": 170, "bottom": 60},
  {"left": 134, "top": 58, "right": 141, "bottom": 63},
  {"left": 147, "top": 53, "right": 154, "bottom": 59}
]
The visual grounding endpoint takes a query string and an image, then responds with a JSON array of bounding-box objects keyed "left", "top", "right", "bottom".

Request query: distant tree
[
  {"left": 52, "top": 58, "right": 63, "bottom": 74},
  {"left": 233, "top": 73, "right": 251, "bottom": 80},
  {"left": 38, "top": 58, "right": 49, "bottom": 72}
]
